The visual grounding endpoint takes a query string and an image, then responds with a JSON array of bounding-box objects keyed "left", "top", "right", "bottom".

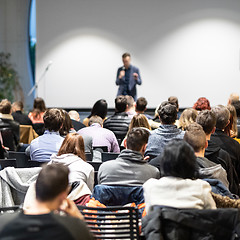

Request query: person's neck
[
  {"left": 24, "top": 200, "right": 58, "bottom": 215},
  {"left": 206, "top": 134, "right": 211, "bottom": 141},
  {"left": 195, "top": 149, "right": 205, "bottom": 158},
  {"left": 136, "top": 110, "right": 144, "bottom": 114}
]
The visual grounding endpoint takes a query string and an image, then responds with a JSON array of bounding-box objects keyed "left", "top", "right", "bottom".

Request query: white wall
[
  {"left": 0, "top": 0, "right": 34, "bottom": 110},
  {"left": 36, "top": 0, "right": 240, "bottom": 108}
]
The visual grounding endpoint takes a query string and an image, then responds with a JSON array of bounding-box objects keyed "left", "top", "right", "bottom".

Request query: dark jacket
[
  {"left": 12, "top": 111, "right": 32, "bottom": 126},
  {"left": 142, "top": 207, "right": 240, "bottom": 240},
  {"left": 71, "top": 119, "right": 85, "bottom": 131},
  {"left": 211, "top": 129, "right": 240, "bottom": 180},
  {"left": 205, "top": 140, "right": 240, "bottom": 195},
  {"left": 103, "top": 112, "right": 131, "bottom": 143}
]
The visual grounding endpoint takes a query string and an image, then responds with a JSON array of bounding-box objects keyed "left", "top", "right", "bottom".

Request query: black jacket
[
  {"left": 12, "top": 111, "right": 32, "bottom": 126},
  {"left": 103, "top": 112, "right": 131, "bottom": 143},
  {"left": 205, "top": 140, "right": 240, "bottom": 195},
  {"left": 142, "top": 207, "right": 240, "bottom": 240}
]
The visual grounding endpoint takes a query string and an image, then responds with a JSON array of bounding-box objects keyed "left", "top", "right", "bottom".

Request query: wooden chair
[{"left": 78, "top": 205, "right": 140, "bottom": 240}]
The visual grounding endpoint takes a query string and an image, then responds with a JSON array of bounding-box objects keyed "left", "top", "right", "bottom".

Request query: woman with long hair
[
  {"left": 49, "top": 133, "right": 94, "bottom": 191},
  {"left": 178, "top": 108, "right": 198, "bottom": 130},
  {"left": 28, "top": 97, "right": 46, "bottom": 124},
  {"left": 83, "top": 99, "right": 108, "bottom": 126}
]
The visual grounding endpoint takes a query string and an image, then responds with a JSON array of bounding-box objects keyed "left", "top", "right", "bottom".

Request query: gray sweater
[{"left": 98, "top": 149, "right": 160, "bottom": 186}]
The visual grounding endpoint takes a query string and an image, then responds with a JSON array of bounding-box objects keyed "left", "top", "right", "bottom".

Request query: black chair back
[
  {"left": 8, "top": 151, "right": 30, "bottom": 168},
  {"left": 101, "top": 152, "right": 119, "bottom": 162},
  {"left": 93, "top": 146, "right": 108, "bottom": 152},
  {"left": 0, "top": 159, "right": 17, "bottom": 169},
  {"left": 78, "top": 205, "right": 140, "bottom": 240},
  {"left": 85, "top": 153, "right": 92, "bottom": 162},
  {"left": 0, "top": 128, "right": 16, "bottom": 151}
]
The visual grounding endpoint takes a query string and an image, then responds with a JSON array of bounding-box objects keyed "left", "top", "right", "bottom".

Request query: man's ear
[
  {"left": 204, "top": 140, "right": 208, "bottom": 150},
  {"left": 123, "top": 139, "right": 127, "bottom": 148},
  {"left": 141, "top": 143, "right": 147, "bottom": 154}
]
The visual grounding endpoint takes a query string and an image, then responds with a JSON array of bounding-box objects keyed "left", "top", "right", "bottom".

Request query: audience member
[
  {"left": 49, "top": 133, "right": 94, "bottom": 191},
  {"left": 0, "top": 99, "right": 20, "bottom": 151},
  {"left": 29, "top": 108, "right": 64, "bottom": 162},
  {"left": 145, "top": 101, "right": 185, "bottom": 160},
  {"left": 83, "top": 99, "right": 108, "bottom": 126},
  {"left": 135, "top": 97, "right": 153, "bottom": 119},
  {"left": 184, "top": 123, "right": 228, "bottom": 188},
  {"left": 68, "top": 110, "right": 85, "bottom": 131},
  {"left": 231, "top": 100, "right": 240, "bottom": 138},
  {"left": 193, "top": 97, "right": 211, "bottom": 111},
  {"left": 168, "top": 96, "right": 179, "bottom": 112},
  {"left": 125, "top": 95, "right": 136, "bottom": 119},
  {"left": 98, "top": 128, "right": 160, "bottom": 186},
  {"left": 196, "top": 109, "right": 240, "bottom": 194},
  {"left": 224, "top": 104, "right": 238, "bottom": 138},
  {"left": 12, "top": 101, "right": 32, "bottom": 125},
  {"left": 228, "top": 93, "right": 239, "bottom": 105},
  {"left": 143, "top": 140, "right": 216, "bottom": 213},
  {"left": 210, "top": 105, "right": 240, "bottom": 180},
  {"left": 0, "top": 163, "right": 94, "bottom": 239},
  {"left": 177, "top": 108, "right": 198, "bottom": 130},
  {"left": 103, "top": 95, "right": 131, "bottom": 143},
  {"left": 28, "top": 97, "right": 46, "bottom": 124},
  {"left": 78, "top": 116, "right": 120, "bottom": 153},
  {"left": 60, "top": 110, "right": 76, "bottom": 137}
]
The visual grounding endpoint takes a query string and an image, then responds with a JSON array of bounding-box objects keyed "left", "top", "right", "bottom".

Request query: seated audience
[
  {"left": 177, "top": 108, "right": 198, "bottom": 130},
  {"left": 68, "top": 110, "right": 85, "bottom": 131},
  {"left": 59, "top": 110, "right": 76, "bottom": 137},
  {"left": 78, "top": 116, "right": 120, "bottom": 153},
  {"left": 196, "top": 109, "right": 240, "bottom": 195},
  {"left": 0, "top": 99, "right": 20, "bottom": 151},
  {"left": 143, "top": 140, "right": 216, "bottom": 213},
  {"left": 193, "top": 97, "right": 211, "bottom": 111},
  {"left": 145, "top": 101, "right": 185, "bottom": 160},
  {"left": 28, "top": 97, "right": 46, "bottom": 124},
  {"left": 83, "top": 99, "right": 108, "bottom": 126},
  {"left": 12, "top": 101, "right": 32, "bottom": 125},
  {"left": 210, "top": 105, "right": 240, "bottom": 180},
  {"left": 103, "top": 95, "right": 131, "bottom": 143},
  {"left": 224, "top": 104, "right": 238, "bottom": 138},
  {"left": 184, "top": 123, "right": 228, "bottom": 187},
  {"left": 135, "top": 97, "right": 153, "bottom": 119},
  {"left": 125, "top": 95, "right": 136, "bottom": 119},
  {"left": 49, "top": 133, "right": 94, "bottom": 191},
  {"left": 0, "top": 163, "right": 94, "bottom": 239},
  {"left": 30, "top": 108, "right": 64, "bottom": 162},
  {"left": 98, "top": 128, "right": 160, "bottom": 186}
]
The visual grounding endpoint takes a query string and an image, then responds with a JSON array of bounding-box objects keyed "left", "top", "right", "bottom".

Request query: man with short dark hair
[
  {"left": 116, "top": 53, "right": 142, "bottom": 100},
  {"left": 78, "top": 115, "right": 120, "bottom": 153},
  {"left": 145, "top": 101, "right": 185, "bottom": 159},
  {"left": 0, "top": 164, "right": 94, "bottom": 240},
  {"left": 30, "top": 108, "right": 64, "bottom": 162},
  {"left": 210, "top": 105, "right": 240, "bottom": 180},
  {"left": 12, "top": 101, "right": 32, "bottom": 125},
  {"left": 136, "top": 97, "right": 153, "bottom": 120},
  {"left": 103, "top": 95, "right": 131, "bottom": 143},
  {"left": 196, "top": 110, "right": 240, "bottom": 194},
  {"left": 98, "top": 128, "right": 160, "bottom": 186}
]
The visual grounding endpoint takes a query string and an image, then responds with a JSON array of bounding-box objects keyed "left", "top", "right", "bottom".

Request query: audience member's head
[
  {"left": 89, "top": 115, "right": 103, "bottom": 126},
  {"left": 178, "top": 108, "right": 198, "bottom": 130},
  {"left": 43, "top": 108, "right": 64, "bottom": 132},
  {"left": 12, "top": 101, "right": 24, "bottom": 112},
  {"left": 168, "top": 96, "right": 179, "bottom": 111},
  {"left": 231, "top": 100, "right": 240, "bottom": 117},
  {"left": 228, "top": 93, "right": 239, "bottom": 105},
  {"left": 68, "top": 110, "right": 80, "bottom": 122},
  {"left": 136, "top": 97, "right": 148, "bottom": 113},
  {"left": 157, "top": 101, "right": 177, "bottom": 124},
  {"left": 59, "top": 110, "right": 73, "bottom": 136},
  {"left": 212, "top": 105, "right": 230, "bottom": 130},
  {"left": 89, "top": 99, "right": 108, "bottom": 119},
  {"left": 160, "top": 139, "right": 198, "bottom": 179},
  {"left": 115, "top": 95, "right": 128, "bottom": 113},
  {"left": 224, "top": 104, "right": 238, "bottom": 137},
  {"left": 184, "top": 123, "right": 206, "bottom": 153},
  {"left": 57, "top": 133, "right": 85, "bottom": 161},
  {"left": 0, "top": 99, "right": 12, "bottom": 114},
  {"left": 129, "top": 114, "right": 151, "bottom": 131},
  {"left": 126, "top": 127, "right": 150, "bottom": 153},
  {"left": 33, "top": 97, "right": 46, "bottom": 112},
  {"left": 125, "top": 95, "right": 135, "bottom": 112},
  {"left": 193, "top": 97, "right": 211, "bottom": 111},
  {"left": 35, "top": 163, "right": 69, "bottom": 203},
  {"left": 196, "top": 109, "right": 216, "bottom": 135}
]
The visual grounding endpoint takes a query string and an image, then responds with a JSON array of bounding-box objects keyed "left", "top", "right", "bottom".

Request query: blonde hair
[
  {"left": 128, "top": 114, "right": 151, "bottom": 132},
  {"left": 178, "top": 108, "right": 198, "bottom": 130},
  {"left": 225, "top": 104, "right": 238, "bottom": 138},
  {"left": 211, "top": 192, "right": 240, "bottom": 208}
]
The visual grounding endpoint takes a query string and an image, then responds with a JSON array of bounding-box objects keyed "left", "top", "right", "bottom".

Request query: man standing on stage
[{"left": 116, "top": 53, "right": 142, "bottom": 101}]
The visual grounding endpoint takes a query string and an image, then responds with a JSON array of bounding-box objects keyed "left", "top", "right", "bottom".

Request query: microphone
[
  {"left": 45, "top": 61, "right": 53, "bottom": 71},
  {"left": 122, "top": 66, "right": 125, "bottom": 71}
]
